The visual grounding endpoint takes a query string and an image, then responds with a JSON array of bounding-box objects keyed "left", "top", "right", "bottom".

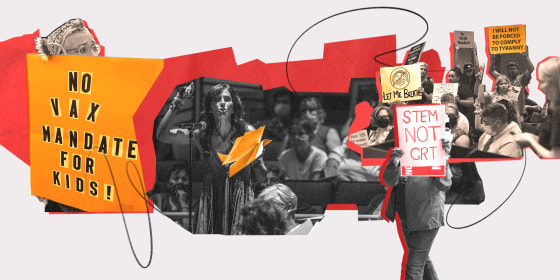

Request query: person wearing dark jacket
[{"left": 382, "top": 139, "right": 453, "bottom": 280}]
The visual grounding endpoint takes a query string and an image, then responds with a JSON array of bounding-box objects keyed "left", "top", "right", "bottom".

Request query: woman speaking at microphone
[{"left": 157, "top": 83, "right": 266, "bottom": 234}]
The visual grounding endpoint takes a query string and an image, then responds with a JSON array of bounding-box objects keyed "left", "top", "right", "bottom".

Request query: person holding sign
[
  {"left": 157, "top": 83, "right": 267, "bottom": 234},
  {"left": 488, "top": 51, "right": 534, "bottom": 115},
  {"left": 35, "top": 18, "right": 101, "bottom": 212},
  {"left": 35, "top": 18, "right": 100, "bottom": 57},
  {"left": 382, "top": 140, "right": 453, "bottom": 280}
]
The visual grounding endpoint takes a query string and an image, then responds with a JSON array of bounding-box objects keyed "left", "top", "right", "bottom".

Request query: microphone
[
  {"left": 179, "top": 121, "right": 207, "bottom": 131},
  {"left": 176, "top": 82, "right": 194, "bottom": 99}
]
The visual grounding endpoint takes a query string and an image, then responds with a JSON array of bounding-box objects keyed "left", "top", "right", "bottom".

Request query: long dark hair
[{"left": 200, "top": 83, "right": 247, "bottom": 152}]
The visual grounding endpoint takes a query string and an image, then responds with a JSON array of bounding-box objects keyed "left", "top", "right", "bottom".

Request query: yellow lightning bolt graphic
[{"left": 217, "top": 126, "right": 271, "bottom": 177}]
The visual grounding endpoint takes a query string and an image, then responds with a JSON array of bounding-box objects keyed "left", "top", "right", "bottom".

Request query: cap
[{"left": 463, "top": 63, "right": 474, "bottom": 71}]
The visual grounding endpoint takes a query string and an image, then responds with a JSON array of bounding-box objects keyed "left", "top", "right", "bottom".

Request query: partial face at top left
[{"left": 62, "top": 29, "right": 100, "bottom": 56}]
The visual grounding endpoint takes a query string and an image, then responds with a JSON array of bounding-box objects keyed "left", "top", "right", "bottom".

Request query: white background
[{"left": 1, "top": 1, "right": 558, "bottom": 279}]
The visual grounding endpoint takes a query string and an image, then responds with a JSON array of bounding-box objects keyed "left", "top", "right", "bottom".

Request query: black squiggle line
[
  {"left": 99, "top": 151, "right": 154, "bottom": 268},
  {"left": 285, "top": 6, "right": 429, "bottom": 93},
  {"left": 445, "top": 150, "right": 527, "bottom": 229}
]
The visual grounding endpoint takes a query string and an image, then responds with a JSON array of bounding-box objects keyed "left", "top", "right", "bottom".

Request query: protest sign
[
  {"left": 393, "top": 104, "right": 447, "bottom": 177},
  {"left": 404, "top": 42, "right": 425, "bottom": 65},
  {"left": 487, "top": 24, "right": 526, "bottom": 54},
  {"left": 432, "top": 83, "right": 459, "bottom": 104},
  {"left": 454, "top": 30, "right": 475, "bottom": 48},
  {"left": 27, "top": 54, "right": 163, "bottom": 212},
  {"left": 380, "top": 64, "right": 421, "bottom": 103},
  {"left": 349, "top": 129, "right": 369, "bottom": 147}
]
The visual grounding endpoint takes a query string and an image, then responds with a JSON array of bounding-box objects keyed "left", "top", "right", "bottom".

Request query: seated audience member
[
  {"left": 255, "top": 89, "right": 294, "bottom": 144},
  {"left": 446, "top": 103, "right": 470, "bottom": 148},
  {"left": 324, "top": 138, "right": 381, "bottom": 181},
  {"left": 513, "top": 56, "right": 560, "bottom": 158},
  {"left": 476, "top": 75, "right": 520, "bottom": 111},
  {"left": 148, "top": 163, "right": 191, "bottom": 229},
  {"left": 295, "top": 97, "right": 341, "bottom": 154},
  {"left": 523, "top": 91, "right": 542, "bottom": 122},
  {"left": 440, "top": 93, "right": 470, "bottom": 134},
  {"left": 278, "top": 119, "right": 328, "bottom": 180},
  {"left": 477, "top": 103, "right": 523, "bottom": 157},
  {"left": 367, "top": 105, "right": 394, "bottom": 146},
  {"left": 238, "top": 199, "right": 287, "bottom": 235},
  {"left": 258, "top": 184, "right": 313, "bottom": 235},
  {"left": 489, "top": 52, "right": 534, "bottom": 114}
]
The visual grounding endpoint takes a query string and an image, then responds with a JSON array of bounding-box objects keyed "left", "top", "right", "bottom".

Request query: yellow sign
[
  {"left": 487, "top": 24, "right": 526, "bottom": 54},
  {"left": 380, "top": 64, "right": 421, "bottom": 103},
  {"left": 27, "top": 54, "right": 163, "bottom": 212}
]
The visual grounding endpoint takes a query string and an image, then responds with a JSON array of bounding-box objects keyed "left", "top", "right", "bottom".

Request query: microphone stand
[{"left": 188, "top": 126, "right": 194, "bottom": 232}]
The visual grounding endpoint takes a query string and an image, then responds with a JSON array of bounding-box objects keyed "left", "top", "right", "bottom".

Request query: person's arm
[
  {"left": 513, "top": 132, "right": 553, "bottom": 158},
  {"left": 521, "top": 47, "right": 535, "bottom": 85},
  {"left": 435, "top": 137, "right": 453, "bottom": 191},
  {"left": 326, "top": 127, "right": 342, "bottom": 154},
  {"left": 156, "top": 87, "right": 198, "bottom": 146},
  {"left": 382, "top": 148, "right": 403, "bottom": 187},
  {"left": 310, "top": 150, "right": 328, "bottom": 180},
  {"left": 435, "top": 161, "right": 453, "bottom": 192},
  {"left": 456, "top": 96, "right": 474, "bottom": 108},
  {"left": 488, "top": 53, "right": 500, "bottom": 79},
  {"left": 454, "top": 135, "right": 471, "bottom": 148},
  {"left": 498, "top": 141, "right": 523, "bottom": 158}
]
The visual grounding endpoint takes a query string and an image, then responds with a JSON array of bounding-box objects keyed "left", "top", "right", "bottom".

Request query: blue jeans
[{"left": 400, "top": 219, "right": 439, "bottom": 280}]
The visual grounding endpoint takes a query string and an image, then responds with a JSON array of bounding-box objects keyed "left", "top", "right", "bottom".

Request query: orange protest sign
[
  {"left": 487, "top": 24, "right": 526, "bottom": 54},
  {"left": 27, "top": 54, "right": 163, "bottom": 212}
]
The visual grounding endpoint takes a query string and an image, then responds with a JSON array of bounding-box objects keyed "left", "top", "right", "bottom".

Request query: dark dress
[{"left": 195, "top": 128, "right": 255, "bottom": 235}]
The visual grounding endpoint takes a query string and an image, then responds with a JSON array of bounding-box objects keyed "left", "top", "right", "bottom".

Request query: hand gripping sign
[{"left": 393, "top": 104, "right": 447, "bottom": 177}]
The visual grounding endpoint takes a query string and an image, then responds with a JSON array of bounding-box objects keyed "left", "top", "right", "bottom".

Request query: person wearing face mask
[
  {"left": 255, "top": 89, "right": 294, "bottom": 160},
  {"left": 477, "top": 103, "right": 522, "bottom": 157},
  {"left": 148, "top": 163, "right": 191, "bottom": 229},
  {"left": 445, "top": 104, "right": 470, "bottom": 148},
  {"left": 258, "top": 89, "right": 293, "bottom": 142},
  {"left": 157, "top": 83, "right": 267, "bottom": 234},
  {"left": 367, "top": 105, "right": 394, "bottom": 146},
  {"left": 440, "top": 93, "right": 470, "bottom": 135}
]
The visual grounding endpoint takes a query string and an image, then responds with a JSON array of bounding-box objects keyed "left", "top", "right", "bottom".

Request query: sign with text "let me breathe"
[{"left": 394, "top": 104, "right": 447, "bottom": 177}]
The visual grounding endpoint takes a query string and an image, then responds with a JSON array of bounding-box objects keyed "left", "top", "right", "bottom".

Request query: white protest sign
[
  {"left": 394, "top": 104, "right": 447, "bottom": 177},
  {"left": 433, "top": 83, "right": 459, "bottom": 104}
]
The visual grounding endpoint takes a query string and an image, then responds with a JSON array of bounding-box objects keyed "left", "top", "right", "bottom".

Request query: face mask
[
  {"left": 448, "top": 115, "right": 458, "bottom": 129},
  {"left": 274, "top": 103, "right": 290, "bottom": 118},
  {"left": 376, "top": 116, "right": 391, "bottom": 128},
  {"left": 168, "top": 182, "right": 188, "bottom": 196},
  {"left": 481, "top": 125, "right": 496, "bottom": 136}
]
